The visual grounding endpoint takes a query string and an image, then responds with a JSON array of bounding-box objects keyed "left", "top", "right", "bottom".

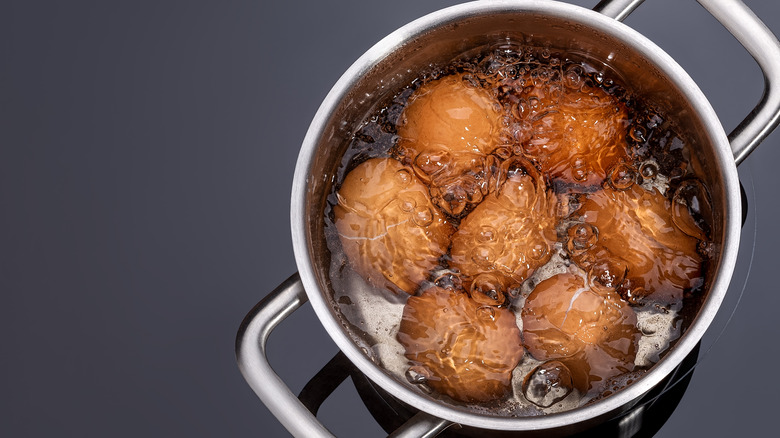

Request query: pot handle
[
  {"left": 697, "top": 0, "right": 780, "bottom": 165},
  {"left": 595, "top": 0, "right": 780, "bottom": 165},
  {"left": 593, "top": 0, "right": 645, "bottom": 22},
  {"left": 235, "top": 273, "right": 336, "bottom": 438},
  {"left": 236, "top": 274, "right": 455, "bottom": 438},
  {"left": 388, "top": 412, "right": 455, "bottom": 438}
]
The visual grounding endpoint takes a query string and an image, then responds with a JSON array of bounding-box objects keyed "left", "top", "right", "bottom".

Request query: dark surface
[{"left": 3, "top": 1, "right": 779, "bottom": 437}]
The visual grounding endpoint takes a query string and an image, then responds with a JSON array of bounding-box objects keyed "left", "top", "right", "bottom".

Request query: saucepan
[{"left": 236, "top": 0, "right": 780, "bottom": 436}]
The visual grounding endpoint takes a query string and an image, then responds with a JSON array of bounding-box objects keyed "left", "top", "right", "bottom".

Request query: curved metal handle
[
  {"left": 236, "top": 274, "right": 455, "bottom": 437},
  {"left": 388, "top": 412, "right": 455, "bottom": 438},
  {"left": 593, "top": 0, "right": 645, "bottom": 22},
  {"left": 235, "top": 273, "right": 336, "bottom": 438},
  {"left": 595, "top": 0, "right": 780, "bottom": 164},
  {"left": 697, "top": 0, "right": 780, "bottom": 165}
]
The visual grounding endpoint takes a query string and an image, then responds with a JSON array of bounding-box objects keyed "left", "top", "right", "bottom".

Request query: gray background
[{"left": 3, "top": 0, "right": 779, "bottom": 436}]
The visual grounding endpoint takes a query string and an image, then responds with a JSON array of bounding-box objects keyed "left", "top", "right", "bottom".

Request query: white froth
[{"left": 634, "top": 305, "right": 681, "bottom": 367}]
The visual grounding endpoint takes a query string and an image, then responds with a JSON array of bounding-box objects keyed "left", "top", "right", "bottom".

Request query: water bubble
[
  {"left": 478, "top": 57, "right": 501, "bottom": 77},
  {"left": 461, "top": 73, "right": 480, "bottom": 88},
  {"left": 532, "top": 68, "right": 554, "bottom": 86},
  {"left": 572, "top": 168, "right": 588, "bottom": 182},
  {"left": 646, "top": 113, "right": 663, "bottom": 129},
  {"left": 639, "top": 161, "right": 658, "bottom": 179},
  {"left": 529, "top": 238, "right": 549, "bottom": 261},
  {"left": 471, "top": 246, "right": 496, "bottom": 269},
  {"left": 521, "top": 361, "right": 574, "bottom": 408},
  {"left": 617, "top": 278, "right": 648, "bottom": 305},
  {"left": 672, "top": 179, "right": 712, "bottom": 240},
  {"left": 406, "top": 366, "right": 430, "bottom": 384},
  {"left": 698, "top": 240, "right": 717, "bottom": 258},
  {"left": 477, "top": 226, "right": 496, "bottom": 243},
  {"left": 470, "top": 273, "right": 507, "bottom": 306},
  {"left": 567, "top": 223, "right": 599, "bottom": 254},
  {"left": 395, "top": 169, "right": 412, "bottom": 186},
  {"left": 399, "top": 197, "right": 416, "bottom": 212},
  {"left": 476, "top": 306, "right": 496, "bottom": 322},
  {"left": 588, "top": 258, "right": 627, "bottom": 291},
  {"left": 438, "top": 184, "right": 469, "bottom": 217},
  {"left": 629, "top": 126, "right": 647, "bottom": 143},
  {"left": 414, "top": 149, "right": 450, "bottom": 178},
  {"left": 494, "top": 146, "right": 513, "bottom": 160},
  {"left": 463, "top": 179, "right": 485, "bottom": 204},
  {"left": 608, "top": 163, "right": 637, "bottom": 191},
  {"left": 433, "top": 271, "right": 463, "bottom": 292},
  {"left": 564, "top": 65, "right": 584, "bottom": 89},
  {"left": 413, "top": 206, "right": 434, "bottom": 227},
  {"left": 570, "top": 155, "right": 588, "bottom": 182}
]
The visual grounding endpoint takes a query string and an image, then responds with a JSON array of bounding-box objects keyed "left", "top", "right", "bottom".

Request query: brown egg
[
  {"left": 566, "top": 182, "right": 704, "bottom": 304},
  {"left": 521, "top": 271, "right": 640, "bottom": 393},
  {"left": 397, "top": 285, "right": 524, "bottom": 403},
  {"left": 333, "top": 157, "right": 454, "bottom": 294},
  {"left": 394, "top": 73, "right": 505, "bottom": 216},
  {"left": 503, "top": 65, "right": 630, "bottom": 187},
  {"left": 449, "top": 158, "right": 557, "bottom": 294}
]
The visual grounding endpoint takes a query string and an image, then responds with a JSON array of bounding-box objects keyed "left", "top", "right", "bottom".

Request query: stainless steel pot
[{"left": 237, "top": 0, "right": 780, "bottom": 436}]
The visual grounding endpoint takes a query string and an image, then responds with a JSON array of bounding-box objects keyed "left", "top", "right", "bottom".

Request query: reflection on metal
[
  {"left": 697, "top": 0, "right": 780, "bottom": 165},
  {"left": 617, "top": 405, "right": 644, "bottom": 437},
  {"left": 593, "top": 0, "right": 646, "bottom": 22},
  {"left": 235, "top": 274, "right": 336, "bottom": 438},
  {"left": 388, "top": 412, "right": 454, "bottom": 438}
]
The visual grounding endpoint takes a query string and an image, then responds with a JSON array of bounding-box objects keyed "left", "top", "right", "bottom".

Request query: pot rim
[{"left": 291, "top": 0, "right": 741, "bottom": 431}]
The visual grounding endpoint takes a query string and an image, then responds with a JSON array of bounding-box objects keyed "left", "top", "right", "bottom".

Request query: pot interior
[{"left": 293, "top": 1, "right": 738, "bottom": 431}]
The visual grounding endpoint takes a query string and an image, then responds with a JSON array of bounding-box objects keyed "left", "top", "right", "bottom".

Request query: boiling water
[{"left": 324, "top": 42, "right": 712, "bottom": 416}]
